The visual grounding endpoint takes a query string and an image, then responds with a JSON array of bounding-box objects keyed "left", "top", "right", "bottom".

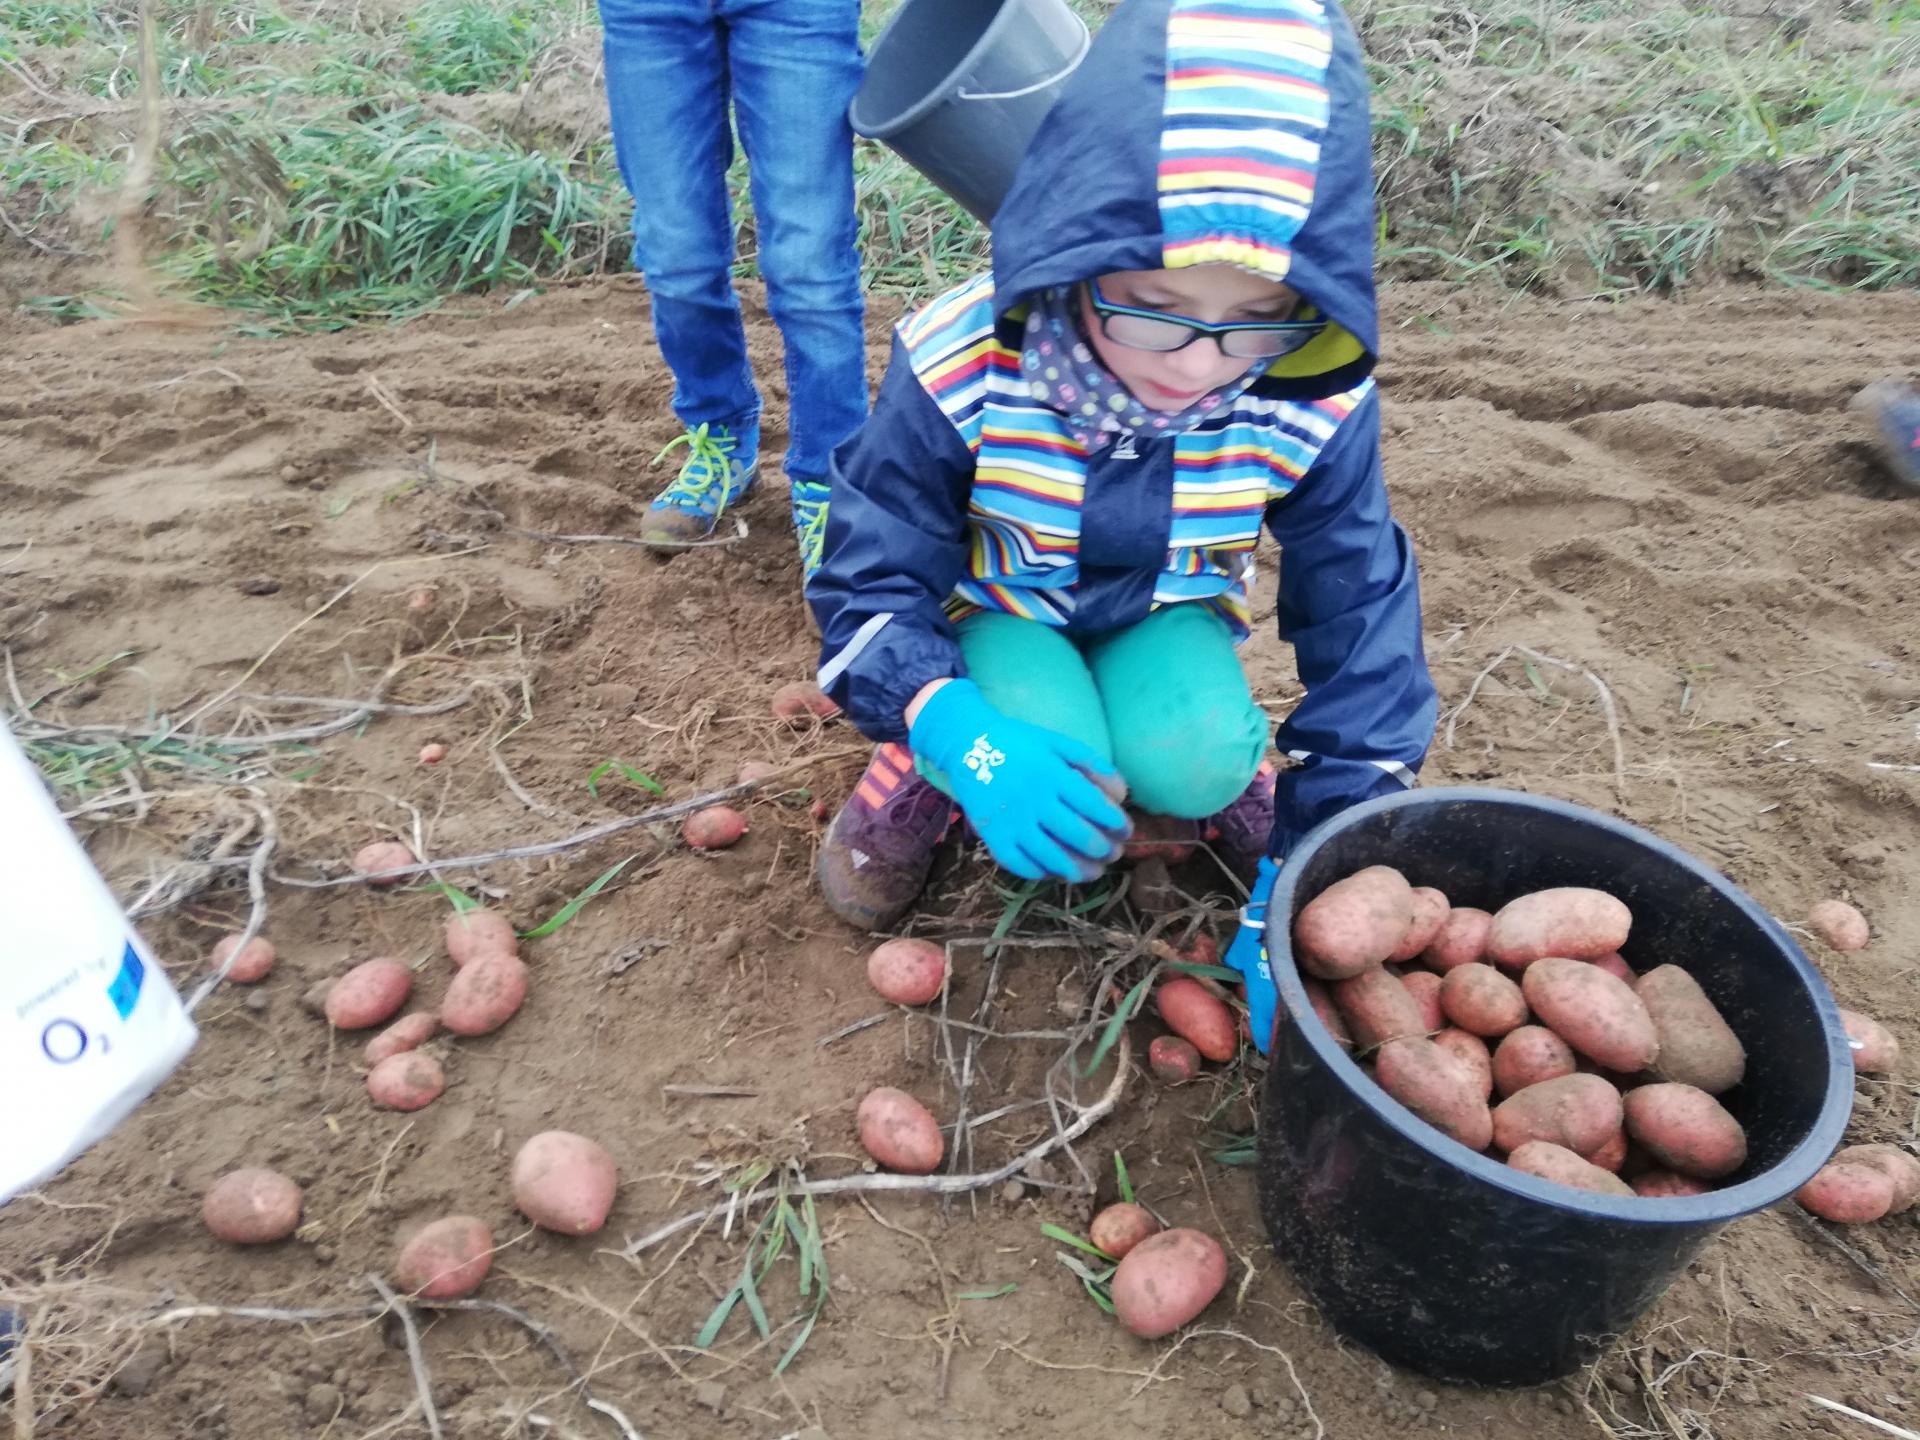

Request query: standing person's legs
[
  {"left": 724, "top": 0, "right": 868, "bottom": 574},
  {"left": 598, "top": 0, "right": 762, "bottom": 542}
]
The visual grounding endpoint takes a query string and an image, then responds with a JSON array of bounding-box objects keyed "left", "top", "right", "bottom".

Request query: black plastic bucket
[
  {"left": 849, "top": 0, "right": 1090, "bottom": 223},
  {"left": 1257, "top": 786, "right": 1852, "bottom": 1385}
]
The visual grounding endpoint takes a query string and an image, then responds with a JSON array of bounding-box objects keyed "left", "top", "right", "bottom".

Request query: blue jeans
[{"left": 599, "top": 0, "right": 869, "bottom": 482}]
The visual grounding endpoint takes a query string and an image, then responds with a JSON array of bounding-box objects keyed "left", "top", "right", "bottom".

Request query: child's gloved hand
[
  {"left": 907, "top": 678, "right": 1130, "bottom": 882},
  {"left": 1225, "top": 856, "right": 1281, "bottom": 1055}
]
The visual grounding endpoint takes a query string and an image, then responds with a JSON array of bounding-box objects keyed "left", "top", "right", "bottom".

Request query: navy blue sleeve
[
  {"left": 807, "top": 336, "right": 977, "bottom": 743},
  {"left": 1262, "top": 387, "right": 1438, "bottom": 855}
]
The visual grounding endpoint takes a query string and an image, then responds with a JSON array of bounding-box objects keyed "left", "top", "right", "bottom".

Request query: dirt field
[{"left": 3, "top": 276, "right": 1918, "bottom": 1440}]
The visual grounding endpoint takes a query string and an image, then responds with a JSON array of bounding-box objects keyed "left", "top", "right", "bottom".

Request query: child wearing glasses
[{"left": 806, "top": 0, "right": 1439, "bottom": 929}]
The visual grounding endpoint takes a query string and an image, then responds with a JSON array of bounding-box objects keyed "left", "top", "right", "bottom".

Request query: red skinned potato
[
  {"left": 1420, "top": 906, "right": 1493, "bottom": 972},
  {"left": 365, "top": 1011, "right": 440, "bottom": 1067},
  {"left": 684, "top": 805, "right": 748, "bottom": 850},
  {"left": 212, "top": 934, "right": 275, "bottom": 984},
  {"left": 1332, "top": 967, "right": 1426, "bottom": 1050},
  {"left": 857, "top": 1087, "right": 944, "bottom": 1174},
  {"left": 1632, "top": 1169, "right": 1712, "bottom": 1199},
  {"left": 418, "top": 742, "right": 448, "bottom": 765},
  {"left": 1507, "top": 1141, "right": 1635, "bottom": 1198},
  {"left": 1091, "top": 1202, "right": 1162, "bottom": 1259},
  {"left": 1110, "top": 1229, "right": 1227, "bottom": 1339},
  {"left": 771, "top": 680, "right": 840, "bottom": 725},
  {"left": 1834, "top": 1144, "right": 1920, "bottom": 1213},
  {"left": 513, "top": 1131, "right": 618, "bottom": 1234},
  {"left": 203, "top": 1168, "right": 302, "bottom": 1245},
  {"left": 1294, "top": 866, "right": 1415, "bottom": 980},
  {"left": 1155, "top": 978, "right": 1237, "bottom": 1062},
  {"left": 1148, "top": 1035, "right": 1202, "bottom": 1084},
  {"left": 1376, "top": 1036, "right": 1494, "bottom": 1150},
  {"left": 353, "top": 840, "right": 416, "bottom": 888},
  {"left": 1438, "top": 963, "right": 1528, "bottom": 1039},
  {"left": 1635, "top": 965, "right": 1746, "bottom": 1094},
  {"left": 1585, "top": 1128, "right": 1629, "bottom": 1174},
  {"left": 395, "top": 1216, "right": 493, "bottom": 1299},
  {"left": 1492, "top": 1074, "right": 1623, "bottom": 1158},
  {"left": 1839, "top": 1009, "right": 1900, "bottom": 1073},
  {"left": 442, "top": 954, "right": 529, "bottom": 1036},
  {"left": 1587, "top": 952, "right": 1635, "bottom": 984},
  {"left": 1522, "top": 958, "right": 1659, "bottom": 1073},
  {"left": 737, "top": 759, "right": 781, "bottom": 785},
  {"left": 1623, "top": 1083, "right": 1747, "bottom": 1179},
  {"left": 1400, "top": 970, "right": 1445, "bottom": 1033},
  {"left": 1433, "top": 1028, "right": 1494, "bottom": 1101},
  {"left": 325, "top": 958, "right": 413, "bottom": 1030},
  {"left": 1806, "top": 899, "right": 1869, "bottom": 952},
  {"left": 1302, "top": 978, "right": 1352, "bottom": 1050},
  {"left": 1492, "top": 1026, "right": 1578, "bottom": 1098},
  {"left": 367, "top": 1052, "right": 445, "bottom": 1111},
  {"left": 1796, "top": 1162, "right": 1895, "bottom": 1223},
  {"left": 867, "top": 938, "right": 947, "bottom": 1006},
  {"left": 1388, "top": 887, "right": 1452, "bottom": 963},
  {"left": 1487, "top": 887, "right": 1632, "bottom": 968},
  {"left": 446, "top": 909, "right": 518, "bottom": 968}
]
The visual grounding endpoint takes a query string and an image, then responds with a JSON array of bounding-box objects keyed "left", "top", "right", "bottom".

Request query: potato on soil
[
  {"left": 367, "top": 1052, "right": 445, "bottom": 1111},
  {"left": 441, "top": 954, "right": 529, "bottom": 1036},
  {"left": 1110, "top": 1228, "right": 1227, "bottom": 1339},
  {"left": 513, "top": 1131, "right": 618, "bottom": 1234},
  {"left": 1492, "top": 1074, "right": 1623, "bottom": 1158},
  {"left": 1091, "top": 1202, "right": 1162, "bottom": 1259},
  {"left": 857, "top": 1087, "right": 944, "bottom": 1174},
  {"left": 1294, "top": 865, "right": 1415, "bottom": 980},
  {"left": 1632, "top": 1169, "right": 1711, "bottom": 1199},
  {"left": 1487, "top": 887, "right": 1632, "bottom": 968},
  {"left": 1387, "top": 886, "right": 1452, "bottom": 963},
  {"left": 1839, "top": 1009, "right": 1900, "bottom": 1073},
  {"left": 445, "top": 909, "right": 518, "bottom": 968},
  {"left": 1796, "top": 1162, "right": 1895, "bottom": 1223},
  {"left": 418, "top": 742, "right": 448, "bottom": 765},
  {"left": 867, "top": 937, "right": 947, "bottom": 1006},
  {"left": 737, "top": 759, "right": 781, "bottom": 785},
  {"left": 1302, "top": 978, "right": 1352, "bottom": 1050},
  {"left": 1332, "top": 967, "right": 1426, "bottom": 1050},
  {"left": 770, "top": 680, "right": 840, "bottom": 725},
  {"left": 1376, "top": 1036, "right": 1494, "bottom": 1150},
  {"left": 1438, "top": 963, "right": 1528, "bottom": 1039},
  {"left": 1521, "top": 957, "right": 1659, "bottom": 1073},
  {"left": 203, "top": 1168, "right": 302, "bottom": 1245},
  {"left": 1155, "top": 978, "right": 1237, "bottom": 1061},
  {"left": 1635, "top": 965, "right": 1745, "bottom": 1094},
  {"left": 211, "top": 933, "right": 275, "bottom": 984},
  {"left": 1420, "top": 906, "right": 1492, "bottom": 972},
  {"left": 1400, "top": 970, "right": 1445, "bottom": 1032},
  {"left": 1433, "top": 1028, "right": 1494, "bottom": 1100},
  {"left": 1148, "top": 1035, "right": 1203, "bottom": 1084},
  {"left": 352, "top": 840, "right": 416, "bottom": 888},
  {"left": 1492, "top": 1026, "right": 1577, "bottom": 1098},
  {"left": 1623, "top": 1083, "right": 1747, "bottom": 1179},
  {"left": 364, "top": 1011, "right": 440, "bottom": 1067},
  {"left": 395, "top": 1216, "right": 494, "bottom": 1299},
  {"left": 683, "top": 805, "right": 748, "bottom": 850},
  {"left": 1806, "top": 899, "right": 1870, "bottom": 952},
  {"left": 1506, "top": 1141, "right": 1635, "bottom": 1199},
  {"left": 325, "top": 958, "right": 413, "bottom": 1030},
  {"left": 1833, "top": 1143, "right": 1920, "bottom": 1213}
]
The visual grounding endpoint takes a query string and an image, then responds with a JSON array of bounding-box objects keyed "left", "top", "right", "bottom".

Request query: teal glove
[
  {"left": 1225, "top": 857, "right": 1280, "bottom": 1055},
  {"left": 908, "top": 679, "right": 1130, "bottom": 882}
]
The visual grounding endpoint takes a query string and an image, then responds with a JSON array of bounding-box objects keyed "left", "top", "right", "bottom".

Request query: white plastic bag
[{"left": 0, "top": 722, "right": 197, "bottom": 1203}]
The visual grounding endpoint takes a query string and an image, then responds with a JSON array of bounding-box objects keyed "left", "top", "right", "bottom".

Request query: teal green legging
[{"left": 920, "top": 605, "right": 1268, "bottom": 819}]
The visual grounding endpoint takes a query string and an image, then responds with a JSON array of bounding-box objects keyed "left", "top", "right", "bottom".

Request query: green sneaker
[
  {"left": 641, "top": 420, "right": 759, "bottom": 547},
  {"left": 790, "top": 476, "right": 830, "bottom": 581}
]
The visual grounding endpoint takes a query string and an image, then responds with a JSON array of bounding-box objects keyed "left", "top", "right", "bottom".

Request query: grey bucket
[{"left": 850, "top": 0, "right": 1091, "bottom": 224}]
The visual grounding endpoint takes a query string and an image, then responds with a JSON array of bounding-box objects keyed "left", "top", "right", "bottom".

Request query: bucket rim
[
  {"left": 849, "top": 0, "right": 1091, "bottom": 142},
  {"left": 1267, "top": 784, "right": 1854, "bottom": 1226}
]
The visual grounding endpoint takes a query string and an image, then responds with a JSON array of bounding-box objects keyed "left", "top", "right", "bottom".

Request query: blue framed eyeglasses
[{"left": 1084, "top": 277, "right": 1325, "bottom": 359}]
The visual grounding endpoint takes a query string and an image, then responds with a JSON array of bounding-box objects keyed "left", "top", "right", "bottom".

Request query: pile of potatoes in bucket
[{"left": 1290, "top": 868, "right": 1915, "bottom": 1219}]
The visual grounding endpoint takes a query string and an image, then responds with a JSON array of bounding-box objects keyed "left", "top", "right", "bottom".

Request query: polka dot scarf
[{"left": 1019, "top": 285, "right": 1269, "bottom": 451}]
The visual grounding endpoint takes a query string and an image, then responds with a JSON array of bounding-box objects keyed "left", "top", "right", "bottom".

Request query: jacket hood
[{"left": 990, "top": 0, "right": 1378, "bottom": 401}]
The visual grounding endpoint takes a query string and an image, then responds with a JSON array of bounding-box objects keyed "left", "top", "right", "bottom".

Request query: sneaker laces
[
  {"left": 654, "top": 423, "right": 742, "bottom": 512},
  {"left": 793, "top": 482, "right": 829, "bottom": 578}
]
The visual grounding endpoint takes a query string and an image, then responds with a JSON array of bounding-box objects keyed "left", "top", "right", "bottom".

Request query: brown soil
[{"left": 2, "top": 277, "right": 1917, "bottom": 1440}]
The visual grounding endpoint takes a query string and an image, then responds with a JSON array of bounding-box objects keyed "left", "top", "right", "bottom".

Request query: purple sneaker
[
  {"left": 818, "top": 743, "right": 956, "bottom": 930},
  {"left": 1205, "top": 761, "right": 1277, "bottom": 882}
]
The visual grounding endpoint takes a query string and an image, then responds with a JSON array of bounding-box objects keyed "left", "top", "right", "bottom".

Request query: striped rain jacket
[{"left": 808, "top": 0, "right": 1438, "bottom": 855}]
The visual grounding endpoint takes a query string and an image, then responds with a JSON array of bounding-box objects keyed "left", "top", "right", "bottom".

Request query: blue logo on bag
[{"left": 106, "top": 942, "right": 145, "bottom": 1020}]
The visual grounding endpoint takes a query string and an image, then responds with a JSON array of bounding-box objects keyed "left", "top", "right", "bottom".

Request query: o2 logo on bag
[{"left": 35, "top": 943, "right": 144, "bottom": 1067}]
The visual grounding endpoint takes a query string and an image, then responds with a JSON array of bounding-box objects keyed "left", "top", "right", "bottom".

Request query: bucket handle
[{"left": 954, "top": 21, "right": 1091, "bottom": 103}]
